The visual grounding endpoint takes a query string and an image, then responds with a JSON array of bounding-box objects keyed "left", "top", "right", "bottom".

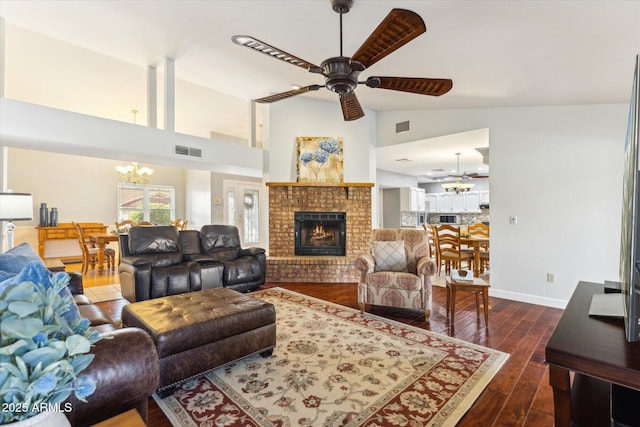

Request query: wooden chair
[
  {"left": 115, "top": 219, "right": 136, "bottom": 233},
  {"left": 434, "top": 224, "right": 474, "bottom": 276},
  {"left": 171, "top": 218, "right": 188, "bottom": 230},
  {"left": 72, "top": 222, "right": 115, "bottom": 274},
  {"left": 468, "top": 222, "right": 490, "bottom": 272}
]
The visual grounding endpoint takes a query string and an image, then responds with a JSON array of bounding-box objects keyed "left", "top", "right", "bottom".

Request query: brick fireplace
[{"left": 266, "top": 182, "right": 374, "bottom": 282}]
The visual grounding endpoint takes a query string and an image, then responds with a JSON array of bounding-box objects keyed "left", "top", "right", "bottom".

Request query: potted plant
[{"left": 0, "top": 267, "right": 103, "bottom": 425}]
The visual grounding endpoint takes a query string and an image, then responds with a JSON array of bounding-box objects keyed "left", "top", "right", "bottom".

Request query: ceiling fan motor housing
[
  {"left": 330, "top": 0, "right": 353, "bottom": 14},
  {"left": 322, "top": 57, "right": 360, "bottom": 95}
]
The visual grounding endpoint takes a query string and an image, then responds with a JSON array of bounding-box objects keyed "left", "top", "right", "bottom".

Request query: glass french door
[{"left": 222, "top": 180, "right": 265, "bottom": 248}]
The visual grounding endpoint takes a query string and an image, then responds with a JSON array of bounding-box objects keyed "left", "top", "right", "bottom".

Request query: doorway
[{"left": 222, "top": 180, "right": 266, "bottom": 248}]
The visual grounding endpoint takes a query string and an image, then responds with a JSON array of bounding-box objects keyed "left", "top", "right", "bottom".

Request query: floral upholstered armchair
[{"left": 356, "top": 228, "right": 436, "bottom": 320}]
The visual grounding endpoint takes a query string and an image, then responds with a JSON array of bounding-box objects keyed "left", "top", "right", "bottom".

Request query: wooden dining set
[
  {"left": 426, "top": 222, "right": 491, "bottom": 327},
  {"left": 73, "top": 218, "right": 188, "bottom": 275}
]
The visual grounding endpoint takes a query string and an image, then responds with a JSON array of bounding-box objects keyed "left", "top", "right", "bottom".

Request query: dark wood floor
[{"left": 96, "top": 282, "right": 564, "bottom": 427}]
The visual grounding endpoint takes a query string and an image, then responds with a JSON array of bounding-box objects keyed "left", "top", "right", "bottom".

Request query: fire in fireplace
[{"left": 294, "top": 212, "right": 346, "bottom": 256}]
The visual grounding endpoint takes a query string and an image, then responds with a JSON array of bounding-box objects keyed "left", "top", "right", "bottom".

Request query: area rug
[{"left": 154, "top": 287, "right": 509, "bottom": 427}]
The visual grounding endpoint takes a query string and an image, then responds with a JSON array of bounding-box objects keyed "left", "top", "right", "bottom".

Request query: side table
[
  {"left": 445, "top": 274, "right": 490, "bottom": 327},
  {"left": 91, "top": 409, "right": 146, "bottom": 427}
]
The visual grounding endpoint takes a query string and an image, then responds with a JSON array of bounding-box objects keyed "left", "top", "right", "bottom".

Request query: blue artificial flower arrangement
[{"left": 0, "top": 265, "right": 103, "bottom": 423}]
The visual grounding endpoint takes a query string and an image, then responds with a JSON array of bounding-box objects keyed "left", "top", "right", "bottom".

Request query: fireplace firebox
[{"left": 294, "top": 212, "right": 346, "bottom": 256}]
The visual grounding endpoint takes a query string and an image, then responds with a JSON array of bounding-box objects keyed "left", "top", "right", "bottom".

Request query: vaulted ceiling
[{"left": 1, "top": 0, "right": 638, "bottom": 178}]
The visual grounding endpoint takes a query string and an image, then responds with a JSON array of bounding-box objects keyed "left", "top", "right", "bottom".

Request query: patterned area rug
[{"left": 154, "top": 287, "right": 508, "bottom": 427}]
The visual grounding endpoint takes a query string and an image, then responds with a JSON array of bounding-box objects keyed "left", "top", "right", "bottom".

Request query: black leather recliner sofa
[{"left": 119, "top": 225, "right": 266, "bottom": 302}]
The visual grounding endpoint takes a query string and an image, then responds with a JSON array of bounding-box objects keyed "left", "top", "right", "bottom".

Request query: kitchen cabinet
[
  {"left": 479, "top": 191, "right": 490, "bottom": 205},
  {"left": 466, "top": 192, "right": 480, "bottom": 212},
  {"left": 452, "top": 193, "right": 466, "bottom": 212},
  {"left": 426, "top": 191, "right": 488, "bottom": 213},
  {"left": 438, "top": 193, "right": 454, "bottom": 212},
  {"left": 425, "top": 193, "right": 438, "bottom": 212},
  {"left": 400, "top": 187, "right": 425, "bottom": 211}
]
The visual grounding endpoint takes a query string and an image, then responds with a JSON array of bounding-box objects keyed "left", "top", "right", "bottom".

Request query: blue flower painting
[{"left": 296, "top": 136, "right": 344, "bottom": 182}]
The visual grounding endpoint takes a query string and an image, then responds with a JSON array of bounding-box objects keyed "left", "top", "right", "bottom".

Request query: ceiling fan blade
[
  {"left": 340, "top": 92, "right": 364, "bottom": 121},
  {"left": 367, "top": 76, "right": 452, "bottom": 96},
  {"left": 232, "top": 35, "right": 323, "bottom": 73},
  {"left": 255, "top": 85, "right": 324, "bottom": 103},
  {"left": 351, "top": 9, "right": 426, "bottom": 69}
]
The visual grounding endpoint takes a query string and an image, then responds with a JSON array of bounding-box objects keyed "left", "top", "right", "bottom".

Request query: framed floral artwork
[{"left": 296, "top": 136, "right": 344, "bottom": 183}]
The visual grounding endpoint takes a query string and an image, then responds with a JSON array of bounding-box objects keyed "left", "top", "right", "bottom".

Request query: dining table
[
  {"left": 89, "top": 233, "right": 119, "bottom": 272},
  {"left": 460, "top": 235, "right": 490, "bottom": 278}
]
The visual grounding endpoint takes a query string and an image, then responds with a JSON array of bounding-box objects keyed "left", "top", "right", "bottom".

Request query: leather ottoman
[{"left": 121, "top": 287, "right": 276, "bottom": 394}]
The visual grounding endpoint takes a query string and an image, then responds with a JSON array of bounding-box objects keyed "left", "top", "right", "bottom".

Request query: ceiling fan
[
  {"left": 447, "top": 153, "right": 480, "bottom": 180},
  {"left": 231, "top": 0, "right": 453, "bottom": 121}
]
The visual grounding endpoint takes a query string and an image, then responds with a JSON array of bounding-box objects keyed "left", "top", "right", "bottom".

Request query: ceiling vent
[
  {"left": 395, "top": 120, "right": 410, "bottom": 134},
  {"left": 175, "top": 145, "right": 202, "bottom": 158}
]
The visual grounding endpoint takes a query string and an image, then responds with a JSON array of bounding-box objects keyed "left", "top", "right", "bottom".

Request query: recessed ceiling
[{"left": 377, "top": 129, "right": 489, "bottom": 183}]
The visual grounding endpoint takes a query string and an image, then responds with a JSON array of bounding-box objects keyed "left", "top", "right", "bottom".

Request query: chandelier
[
  {"left": 441, "top": 153, "right": 475, "bottom": 193},
  {"left": 115, "top": 162, "right": 153, "bottom": 184},
  {"left": 442, "top": 179, "right": 474, "bottom": 193}
]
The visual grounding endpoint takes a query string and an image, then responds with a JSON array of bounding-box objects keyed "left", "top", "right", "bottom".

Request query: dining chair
[
  {"left": 468, "top": 222, "right": 490, "bottom": 272},
  {"left": 115, "top": 219, "right": 136, "bottom": 233},
  {"left": 72, "top": 222, "right": 115, "bottom": 274},
  {"left": 434, "top": 224, "right": 474, "bottom": 276},
  {"left": 171, "top": 218, "right": 188, "bottom": 230}
]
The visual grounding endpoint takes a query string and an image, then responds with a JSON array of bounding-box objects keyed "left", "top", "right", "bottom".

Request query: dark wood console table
[{"left": 545, "top": 281, "right": 640, "bottom": 427}]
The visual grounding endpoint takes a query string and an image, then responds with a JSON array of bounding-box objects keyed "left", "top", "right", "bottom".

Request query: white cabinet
[
  {"left": 426, "top": 191, "right": 487, "bottom": 213},
  {"left": 466, "top": 192, "right": 480, "bottom": 212},
  {"left": 438, "top": 193, "right": 453, "bottom": 212},
  {"left": 425, "top": 193, "right": 438, "bottom": 212},
  {"left": 452, "top": 193, "right": 466, "bottom": 212},
  {"left": 400, "top": 187, "right": 425, "bottom": 211},
  {"left": 479, "top": 191, "right": 490, "bottom": 205}
]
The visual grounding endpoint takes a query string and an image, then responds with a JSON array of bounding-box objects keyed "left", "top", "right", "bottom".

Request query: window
[{"left": 117, "top": 183, "right": 175, "bottom": 224}]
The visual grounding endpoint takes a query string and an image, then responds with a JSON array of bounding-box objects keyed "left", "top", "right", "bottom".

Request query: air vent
[
  {"left": 175, "top": 145, "right": 202, "bottom": 158},
  {"left": 395, "top": 120, "right": 410, "bottom": 134}
]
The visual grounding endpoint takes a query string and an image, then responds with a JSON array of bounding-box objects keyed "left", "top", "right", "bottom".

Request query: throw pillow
[
  {"left": 371, "top": 240, "right": 408, "bottom": 272},
  {"left": 0, "top": 242, "right": 46, "bottom": 275},
  {"left": 0, "top": 262, "right": 81, "bottom": 326}
]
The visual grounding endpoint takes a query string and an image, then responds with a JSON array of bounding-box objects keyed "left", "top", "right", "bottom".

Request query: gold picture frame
[{"left": 296, "top": 136, "right": 344, "bottom": 183}]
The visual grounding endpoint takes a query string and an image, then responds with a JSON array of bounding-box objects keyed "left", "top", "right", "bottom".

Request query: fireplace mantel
[
  {"left": 266, "top": 182, "right": 374, "bottom": 200},
  {"left": 266, "top": 182, "right": 374, "bottom": 187}
]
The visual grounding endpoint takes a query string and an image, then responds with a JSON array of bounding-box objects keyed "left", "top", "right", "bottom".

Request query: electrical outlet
[
  {"left": 547, "top": 273, "right": 555, "bottom": 283},
  {"left": 509, "top": 216, "right": 518, "bottom": 225}
]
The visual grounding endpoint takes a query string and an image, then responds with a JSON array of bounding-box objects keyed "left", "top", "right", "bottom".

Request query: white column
[
  {"left": 147, "top": 65, "right": 157, "bottom": 128},
  {"left": 0, "top": 17, "right": 5, "bottom": 98},
  {"left": 248, "top": 100, "right": 256, "bottom": 148},
  {"left": 164, "top": 57, "right": 175, "bottom": 132}
]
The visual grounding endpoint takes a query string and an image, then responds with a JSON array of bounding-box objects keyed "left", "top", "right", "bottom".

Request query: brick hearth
[{"left": 267, "top": 182, "right": 373, "bottom": 282}]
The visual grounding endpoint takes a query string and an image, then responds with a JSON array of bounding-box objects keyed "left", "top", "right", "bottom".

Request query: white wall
[
  {"left": 378, "top": 104, "right": 628, "bottom": 307},
  {"left": 265, "top": 96, "right": 380, "bottom": 226},
  {"left": 266, "top": 96, "right": 377, "bottom": 182},
  {"left": 6, "top": 148, "right": 187, "bottom": 226}
]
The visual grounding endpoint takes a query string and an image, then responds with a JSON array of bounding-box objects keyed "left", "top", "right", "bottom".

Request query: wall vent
[
  {"left": 395, "top": 120, "right": 410, "bottom": 134},
  {"left": 175, "top": 145, "right": 202, "bottom": 158}
]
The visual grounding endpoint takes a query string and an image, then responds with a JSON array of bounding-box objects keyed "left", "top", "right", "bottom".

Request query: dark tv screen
[{"left": 620, "top": 54, "right": 640, "bottom": 342}]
